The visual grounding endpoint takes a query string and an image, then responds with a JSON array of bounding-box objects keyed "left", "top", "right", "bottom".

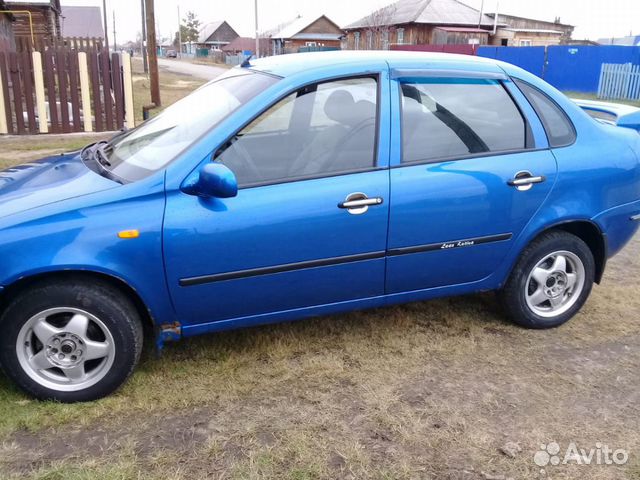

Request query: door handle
[
  {"left": 508, "top": 171, "right": 546, "bottom": 191},
  {"left": 338, "top": 192, "right": 384, "bottom": 215}
]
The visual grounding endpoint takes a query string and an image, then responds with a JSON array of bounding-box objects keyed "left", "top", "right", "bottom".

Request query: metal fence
[
  {"left": 597, "top": 63, "right": 640, "bottom": 101},
  {"left": 478, "top": 45, "right": 640, "bottom": 93},
  {"left": 225, "top": 54, "right": 247, "bottom": 66}
]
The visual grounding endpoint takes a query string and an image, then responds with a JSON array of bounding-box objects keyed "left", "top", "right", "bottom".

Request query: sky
[{"left": 60, "top": 0, "right": 640, "bottom": 44}]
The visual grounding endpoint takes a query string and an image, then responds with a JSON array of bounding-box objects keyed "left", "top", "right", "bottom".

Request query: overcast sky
[{"left": 60, "top": 0, "right": 640, "bottom": 44}]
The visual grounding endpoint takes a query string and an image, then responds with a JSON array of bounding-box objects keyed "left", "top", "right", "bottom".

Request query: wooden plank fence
[
  {"left": 598, "top": 63, "right": 640, "bottom": 101},
  {"left": 16, "top": 36, "right": 104, "bottom": 54},
  {"left": 0, "top": 48, "right": 134, "bottom": 135}
]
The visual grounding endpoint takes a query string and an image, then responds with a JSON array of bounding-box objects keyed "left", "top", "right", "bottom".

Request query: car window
[
  {"left": 400, "top": 78, "right": 527, "bottom": 164},
  {"left": 102, "top": 70, "right": 278, "bottom": 182},
  {"left": 513, "top": 79, "right": 576, "bottom": 148},
  {"left": 215, "top": 77, "right": 378, "bottom": 187}
]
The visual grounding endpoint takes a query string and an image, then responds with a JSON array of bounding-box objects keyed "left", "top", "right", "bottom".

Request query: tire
[
  {"left": 0, "top": 278, "right": 143, "bottom": 402},
  {"left": 499, "top": 230, "right": 595, "bottom": 329}
]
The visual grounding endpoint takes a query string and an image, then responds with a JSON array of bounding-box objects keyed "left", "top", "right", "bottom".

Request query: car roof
[{"left": 248, "top": 50, "right": 507, "bottom": 78}]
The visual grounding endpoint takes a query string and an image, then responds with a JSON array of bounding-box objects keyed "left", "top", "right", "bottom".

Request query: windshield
[{"left": 100, "top": 70, "right": 279, "bottom": 182}]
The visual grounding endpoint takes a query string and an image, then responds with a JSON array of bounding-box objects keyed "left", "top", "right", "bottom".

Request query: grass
[
  {"left": 0, "top": 238, "right": 638, "bottom": 479},
  {"left": 131, "top": 58, "right": 206, "bottom": 123},
  {"left": 0, "top": 60, "right": 206, "bottom": 171},
  {"left": 0, "top": 77, "right": 639, "bottom": 478}
]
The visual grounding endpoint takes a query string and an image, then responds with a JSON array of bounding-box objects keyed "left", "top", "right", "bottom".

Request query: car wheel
[
  {"left": 499, "top": 231, "right": 595, "bottom": 329},
  {"left": 0, "top": 278, "right": 143, "bottom": 402}
]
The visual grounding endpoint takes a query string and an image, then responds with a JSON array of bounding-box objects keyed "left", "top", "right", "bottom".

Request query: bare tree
[{"left": 362, "top": 4, "right": 397, "bottom": 50}]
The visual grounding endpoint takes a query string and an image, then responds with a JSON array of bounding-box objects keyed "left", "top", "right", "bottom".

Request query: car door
[
  {"left": 386, "top": 72, "right": 558, "bottom": 293},
  {"left": 164, "top": 74, "right": 390, "bottom": 327}
]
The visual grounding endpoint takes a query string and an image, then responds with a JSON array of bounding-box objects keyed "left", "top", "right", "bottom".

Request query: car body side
[{"left": 0, "top": 52, "right": 639, "bottom": 346}]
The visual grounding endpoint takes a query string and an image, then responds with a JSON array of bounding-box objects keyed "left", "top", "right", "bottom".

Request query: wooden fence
[
  {"left": 0, "top": 49, "right": 134, "bottom": 134},
  {"left": 15, "top": 36, "right": 104, "bottom": 54},
  {"left": 597, "top": 63, "right": 640, "bottom": 101}
]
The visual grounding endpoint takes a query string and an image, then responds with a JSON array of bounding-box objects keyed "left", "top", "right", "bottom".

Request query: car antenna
[{"left": 241, "top": 55, "right": 253, "bottom": 68}]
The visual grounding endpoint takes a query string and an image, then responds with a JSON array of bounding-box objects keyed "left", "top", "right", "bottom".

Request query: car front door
[
  {"left": 386, "top": 73, "right": 558, "bottom": 293},
  {"left": 164, "top": 73, "right": 391, "bottom": 328}
]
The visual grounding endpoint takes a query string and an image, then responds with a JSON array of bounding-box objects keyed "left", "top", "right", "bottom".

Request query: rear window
[
  {"left": 400, "top": 78, "right": 527, "bottom": 164},
  {"left": 514, "top": 79, "right": 576, "bottom": 148}
]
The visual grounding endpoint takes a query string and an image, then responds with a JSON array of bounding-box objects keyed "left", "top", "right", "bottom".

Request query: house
[
  {"left": 197, "top": 20, "right": 239, "bottom": 50},
  {"left": 488, "top": 13, "right": 574, "bottom": 46},
  {"left": 265, "top": 15, "right": 343, "bottom": 55},
  {"left": 4, "top": 0, "right": 61, "bottom": 47},
  {"left": 0, "top": 1, "right": 16, "bottom": 52},
  {"left": 221, "top": 36, "right": 270, "bottom": 56},
  {"left": 597, "top": 35, "right": 640, "bottom": 47},
  {"left": 60, "top": 6, "right": 103, "bottom": 40},
  {"left": 343, "top": 0, "right": 496, "bottom": 50}
]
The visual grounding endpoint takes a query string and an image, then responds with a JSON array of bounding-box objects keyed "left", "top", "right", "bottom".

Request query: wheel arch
[
  {"left": 0, "top": 270, "right": 157, "bottom": 343},
  {"left": 508, "top": 219, "right": 607, "bottom": 285}
]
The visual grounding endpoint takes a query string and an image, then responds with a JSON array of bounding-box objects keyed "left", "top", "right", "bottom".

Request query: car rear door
[
  {"left": 386, "top": 71, "right": 558, "bottom": 293},
  {"left": 163, "top": 69, "right": 391, "bottom": 328}
]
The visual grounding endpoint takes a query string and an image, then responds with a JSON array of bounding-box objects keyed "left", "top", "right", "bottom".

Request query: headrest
[{"left": 324, "top": 90, "right": 356, "bottom": 124}]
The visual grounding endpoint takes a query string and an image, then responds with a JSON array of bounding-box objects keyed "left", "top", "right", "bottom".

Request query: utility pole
[
  {"left": 177, "top": 5, "right": 182, "bottom": 58},
  {"left": 145, "top": 0, "right": 161, "bottom": 106},
  {"left": 477, "top": 0, "right": 485, "bottom": 29},
  {"left": 140, "top": 0, "right": 148, "bottom": 73},
  {"left": 112, "top": 10, "right": 117, "bottom": 52},
  {"left": 254, "top": 0, "right": 259, "bottom": 58},
  {"left": 102, "top": 0, "right": 110, "bottom": 52}
]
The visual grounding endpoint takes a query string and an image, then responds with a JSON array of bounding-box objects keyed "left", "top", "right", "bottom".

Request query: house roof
[
  {"left": 198, "top": 21, "right": 223, "bottom": 43},
  {"left": 221, "top": 36, "right": 270, "bottom": 52},
  {"left": 198, "top": 20, "right": 239, "bottom": 44},
  {"left": 597, "top": 35, "right": 640, "bottom": 46},
  {"left": 61, "top": 6, "right": 104, "bottom": 38},
  {"left": 345, "top": 0, "right": 495, "bottom": 29},
  {"left": 435, "top": 26, "right": 490, "bottom": 33},
  {"left": 266, "top": 15, "right": 342, "bottom": 39},
  {"left": 501, "top": 28, "right": 564, "bottom": 35},
  {"left": 486, "top": 13, "right": 573, "bottom": 29},
  {"left": 292, "top": 33, "right": 343, "bottom": 41}
]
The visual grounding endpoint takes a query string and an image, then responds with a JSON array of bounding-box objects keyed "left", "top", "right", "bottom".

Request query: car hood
[{"left": 0, "top": 152, "right": 119, "bottom": 220}]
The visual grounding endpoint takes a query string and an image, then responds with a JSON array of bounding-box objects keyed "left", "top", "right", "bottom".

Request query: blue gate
[
  {"left": 478, "top": 46, "right": 546, "bottom": 77},
  {"left": 545, "top": 46, "right": 640, "bottom": 92},
  {"left": 478, "top": 45, "right": 640, "bottom": 93}
]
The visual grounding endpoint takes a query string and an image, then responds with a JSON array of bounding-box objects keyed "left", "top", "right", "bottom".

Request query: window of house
[
  {"left": 400, "top": 78, "right": 528, "bottom": 164},
  {"left": 513, "top": 79, "right": 576, "bottom": 147},
  {"left": 397, "top": 28, "right": 405, "bottom": 45},
  {"left": 354, "top": 31, "right": 361, "bottom": 50},
  {"left": 215, "top": 77, "right": 379, "bottom": 186},
  {"left": 366, "top": 30, "right": 373, "bottom": 49},
  {"left": 382, "top": 30, "right": 390, "bottom": 50},
  {"left": 519, "top": 39, "right": 532, "bottom": 46}
]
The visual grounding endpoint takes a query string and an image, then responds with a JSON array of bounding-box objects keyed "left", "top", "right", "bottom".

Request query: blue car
[{"left": 1, "top": 51, "right": 639, "bottom": 402}]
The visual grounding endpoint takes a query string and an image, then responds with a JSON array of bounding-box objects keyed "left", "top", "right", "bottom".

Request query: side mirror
[{"left": 183, "top": 163, "right": 238, "bottom": 198}]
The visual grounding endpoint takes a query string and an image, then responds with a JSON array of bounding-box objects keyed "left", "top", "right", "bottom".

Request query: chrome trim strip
[
  {"left": 387, "top": 233, "right": 513, "bottom": 256},
  {"left": 180, "top": 233, "right": 514, "bottom": 287},
  {"left": 631, "top": 213, "right": 640, "bottom": 222},
  {"left": 180, "top": 251, "right": 386, "bottom": 286}
]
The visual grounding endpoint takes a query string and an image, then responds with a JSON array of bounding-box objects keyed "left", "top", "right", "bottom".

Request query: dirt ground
[
  {"left": 0, "top": 74, "right": 639, "bottom": 479},
  {"left": 0, "top": 197, "right": 638, "bottom": 480}
]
